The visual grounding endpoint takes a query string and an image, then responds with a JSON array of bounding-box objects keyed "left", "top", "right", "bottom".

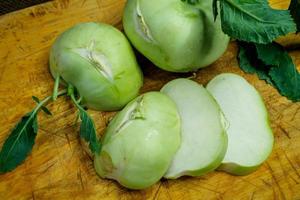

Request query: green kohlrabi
[
  {"left": 123, "top": 0, "right": 230, "bottom": 72},
  {"left": 94, "top": 92, "right": 181, "bottom": 189},
  {"left": 50, "top": 22, "right": 143, "bottom": 111},
  {"left": 0, "top": 22, "right": 143, "bottom": 174}
]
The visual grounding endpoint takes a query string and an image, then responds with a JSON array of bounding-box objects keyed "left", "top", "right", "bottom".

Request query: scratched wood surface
[{"left": 0, "top": 0, "right": 300, "bottom": 199}]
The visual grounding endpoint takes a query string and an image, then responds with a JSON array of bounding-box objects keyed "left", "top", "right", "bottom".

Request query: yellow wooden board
[{"left": 0, "top": 0, "right": 300, "bottom": 199}]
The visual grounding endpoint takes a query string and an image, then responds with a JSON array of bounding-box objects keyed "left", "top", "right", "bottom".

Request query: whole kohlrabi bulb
[
  {"left": 94, "top": 92, "right": 181, "bottom": 189},
  {"left": 123, "top": 0, "right": 230, "bottom": 72},
  {"left": 50, "top": 22, "right": 143, "bottom": 111}
]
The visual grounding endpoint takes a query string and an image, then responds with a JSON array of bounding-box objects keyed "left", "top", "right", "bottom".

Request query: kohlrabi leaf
[
  {"left": 0, "top": 112, "right": 38, "bottom": 173},
  {"left": 238, "top": 42, "right": 273, "bottom": 85},
  {"left": 289, "top": 0, "right": 300, "bottom": 32},
  {"left": 218, "top": 0, "right": 296, "bottom": 44},
  {"left": 256, "top": 43, "right": 300, "bottom": 102},
  {"left": 0, "top": 90, "right": 66, "bottom": 174},
  {"left": 40, "top": 106, "right": 52, "bottom": 116},
  {"left": 79, "top": 109, "right": 101, "bottom": 154},
  {"left": 32, "top": 96, "right": 40, "bottom": 104},
  {"left": 238, "top": 42, "right": 300, "bottom": 102},
  {"left": 255, "top": 43, "right": 284, "bottom": 66},
  {"left": 32, "top": 96, "right": 52, "bottom": 116},
  {"left": 69, "top": 87, "right": 101, "bottom": 154}
]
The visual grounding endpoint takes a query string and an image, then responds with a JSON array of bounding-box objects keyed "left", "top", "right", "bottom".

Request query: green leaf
[
  {"left": 79, "top": 109, "right": 101, "bottom": 154},
  {"left": 0, "top": 112, "right": 38, "bottom": 173},
  {"left": 0, "top": 90, "right": 67, "bottom": 174},
  {"left": 256, "top": 43, "right": 300, "bottom": 101},
  {"left": 32, "top": 96, "right": 52, "bottom": 116},
  {"left": 41, "top": 106, "right": 52, "bottom": 116},
  {"left": 289, "top": 0, "right": 300, "bottom": 32},
  {"left": 218, "top": 0, "right": 296, "bottom": 44},
  {"left": 255, "top": 43, "right": 284, "bottom": 66},
  {"left": 269, "top": 61, "right": 300, "bottom": 102},
  {"left": 32, "top": 96, "right": 40, "bottom": 103},
  {"left": 68, "top": 85, "right": 101, "bottom": 153},
  {"left": 238, "top": 42, "right": 273, "bottom": 85},
  {"left": 238, "top": 41, "right": 300, "bottom": 101}
]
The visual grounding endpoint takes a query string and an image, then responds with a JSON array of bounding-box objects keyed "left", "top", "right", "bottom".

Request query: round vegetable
[
  {"left": 161, "top": 79, "right": 228, "bottom": 178},
  {"left": 50, "top": 22, "right": 143, "bottom": 111},
  {"left": 94, "top": 92, "right": 181, "bottom": 189},
  {"left": 207, "top": 73, "right": 274, "bottom": 175},
  {"left": 123, "top": 0, "right": 230, "bottom": 72}
]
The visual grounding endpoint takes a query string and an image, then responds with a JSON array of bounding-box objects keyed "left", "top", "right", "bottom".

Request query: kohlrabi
[
  {"left": 0, "top": 22, "right": 143, "bottom": 174},
  {"left": 94, "top": 92, "right": 181, "bottom": 189},
  {"left": 161, "top": 79, "right": 228, "bottom": 178},
  {"left": 207, "top": 73, "right": 274, "bottom": 175},
  {"left": 50, "top": 22, "right": 143, "bottom": 111},
  {"left": 123, "top": 0, "right": 230, "bottom": 72}
]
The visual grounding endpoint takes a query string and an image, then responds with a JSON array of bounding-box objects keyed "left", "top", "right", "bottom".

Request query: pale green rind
[
  {"left": 161, "top": 79, "right": 228, "bottom": 179},
  {"left": 50, "top": 22, "right": 143, "bottom": 111},
  {"left": 206, "top": 73, "right": 274, "bottom": 175},
  {"left": 94, "top": 92, "right": 181, "bottom": 189},
  {"left": 217, "top": 162, "right": 260, "bottom": 176},
  {"left": 123, "top": 0, "right": 229, "bottom": 72}
]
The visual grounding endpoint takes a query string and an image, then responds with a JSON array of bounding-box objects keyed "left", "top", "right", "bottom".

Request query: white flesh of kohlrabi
[
  {"left": 206, "top": 73, "right": 274, "bottom": 175},
  {"left": 161, "top": 79, "right": 228, "bottom": 179},
  {"left": 73, "top": 40, "right": 114, "bottom": 82}
]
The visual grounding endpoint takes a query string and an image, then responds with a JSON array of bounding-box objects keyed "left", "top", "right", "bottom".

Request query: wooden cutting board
[{"left": 0, "top": 0, "right": 299, "bottom": 199}]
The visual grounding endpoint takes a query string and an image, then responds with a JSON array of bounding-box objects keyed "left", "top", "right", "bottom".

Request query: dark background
[{"left": 0, "top": 0, "right": 50, "bottom": 15}]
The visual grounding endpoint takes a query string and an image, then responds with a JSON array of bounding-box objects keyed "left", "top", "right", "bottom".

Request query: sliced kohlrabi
[
  {"left": 206, "top": 73, "right": 274, "bottom": 175},
  {"left": 161, "top": 79, "right": 228, "bottom": 179}
]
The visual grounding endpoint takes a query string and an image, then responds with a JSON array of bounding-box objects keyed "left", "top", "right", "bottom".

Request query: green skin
[
  {"left": 123, "top": 0, "right": 230, "bottom": 72},
  {"left": 94, "top": 92, "right": 181, "bottom": 189},
  {"left": 49, "top": 22, "right": 143, "bottom": 111}
]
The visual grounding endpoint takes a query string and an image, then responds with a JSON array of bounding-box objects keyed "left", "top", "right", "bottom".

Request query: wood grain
[{"left": 0, "top": 0, "right": 299, "bottom": 199}]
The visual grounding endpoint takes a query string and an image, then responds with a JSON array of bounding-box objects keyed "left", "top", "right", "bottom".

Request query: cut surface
[
  {"left": 206, "top": 73, "right": 274, "bottom": 175},
  {"left": 161, "top": 79, "right": 227, "bottom": 178}
]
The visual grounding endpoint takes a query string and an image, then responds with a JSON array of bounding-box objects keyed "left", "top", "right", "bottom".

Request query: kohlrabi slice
[
  {"left": 50, "top": 22, "right": 143, "bottom": 111},
  {"left": 123, "top": 0, "right": 229, "bottom": 72},
  {"left": 206, "top": 73, "right": 274, "bottom": 175},
  {"left": 161, "top": 79, "right": 228, "bottom": 179},
  {"left": 94, "top": 92, "right": 181, "bottom": 189}
]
